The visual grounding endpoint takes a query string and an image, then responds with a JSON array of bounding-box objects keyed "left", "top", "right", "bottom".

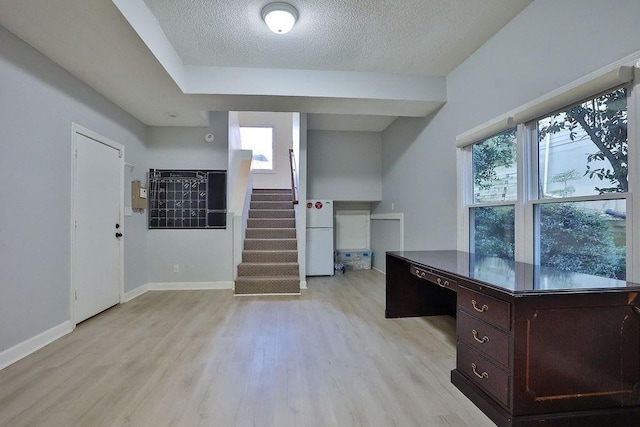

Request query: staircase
[{"left": 235, "top": 189, "right": 301, "bottom": 295}]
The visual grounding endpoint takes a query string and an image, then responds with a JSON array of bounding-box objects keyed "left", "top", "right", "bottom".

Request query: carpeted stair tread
[
  {"left": 245, "top": 228, "right": 296, "bottom": 239},
  {"left": 250, "top": 201, "right": 294, "bottom": 210},
  {"left": 247, "top": 218, "right": 295, "bottom": 228},
  {"left": 252, "top": 188, "right": 292, "bottom": 193},
  {"left": 251, "top": 193, "right": 293, "bottom": 202},
  {"left": 238, "top": 262, "right": 299, "bottom": 277},
  {"left": 244, "top": 239, "right": 297, "bottom": 250},
  {"left": 249, "top": 209, "right": 295, "bottom": 219},
  {"left": 235, "top": 188, "right": 300, "bottom": 296},
  {"left": 235, "top": 276, "right": 300, "bottom": 295},
  {"left": 242, "top": 250, "right": 298, "bottom": 263}
]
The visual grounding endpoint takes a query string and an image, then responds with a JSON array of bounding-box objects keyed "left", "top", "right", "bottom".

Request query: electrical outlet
[{"left": 173, "top": 264, "right": 179, "bottom": 273}]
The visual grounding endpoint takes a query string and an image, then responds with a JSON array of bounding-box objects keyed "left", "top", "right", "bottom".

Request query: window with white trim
[
  {"left": 460, "top": 65, "right": 636, "bottom": 281},
  {"left": 240, "top": 126, "right": 275, "bottom": 171}
]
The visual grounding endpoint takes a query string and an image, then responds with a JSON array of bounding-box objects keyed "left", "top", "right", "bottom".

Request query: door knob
[{"left": 115, "top": 232, "right": 123, "bottom": 238}]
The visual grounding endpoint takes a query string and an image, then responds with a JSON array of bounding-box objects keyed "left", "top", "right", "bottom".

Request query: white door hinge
[{"left": 74, "top": 291, "right": 78, "bottom": 301}]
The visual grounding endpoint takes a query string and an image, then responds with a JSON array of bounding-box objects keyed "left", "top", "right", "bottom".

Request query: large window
[
  {"left": 464, "top": 83, "right": 632, "bottom": 280},
  {"left": 240, "top": 126, "right": 274, "bottom": 171}
]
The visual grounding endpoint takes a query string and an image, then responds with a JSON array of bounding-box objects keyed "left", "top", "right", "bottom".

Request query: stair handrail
[{"left": 289, "top": 148, "right": 299, "bottom": 204}]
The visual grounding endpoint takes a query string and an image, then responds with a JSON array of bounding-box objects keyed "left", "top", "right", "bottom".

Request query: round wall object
[{"left": 204, "top": 133, "right": 214, "bottom": 143}]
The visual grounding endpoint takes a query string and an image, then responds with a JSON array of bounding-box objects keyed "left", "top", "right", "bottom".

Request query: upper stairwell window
[{"left": 240, "top": 126, "right": 275, "bottom": 172}]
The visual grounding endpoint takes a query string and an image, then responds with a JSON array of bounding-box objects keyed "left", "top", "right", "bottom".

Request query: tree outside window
[
  {"left": 536, "top": 87, "right": 627, "bottom": 279},
  {"left": 471, "top": 129, "right": 517, "bottom": 259}
]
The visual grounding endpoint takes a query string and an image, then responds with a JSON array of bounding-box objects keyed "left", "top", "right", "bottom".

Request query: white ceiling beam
[
  {"left": 185, "top": 66, "right": 446, "bottom": 103},
  {"left": 111, "top": 0, "right": 186, "bottom": 90}
]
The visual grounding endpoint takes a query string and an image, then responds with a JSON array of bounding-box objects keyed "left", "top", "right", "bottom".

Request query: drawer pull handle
[
  {"left": 472, "top": 330, "right": 489, "bottom": 343},
  {"left": 414, "top": 269, "right": 427, "bottom": 278},
  {"left": 436, "top": 278, "right": 450, "bottom": 288},
  {"left": 472, "top": 300, "right": 489, "bottom": 313},
  {"left": 471, "top": 363, "right": 489, "bottom": 379}
]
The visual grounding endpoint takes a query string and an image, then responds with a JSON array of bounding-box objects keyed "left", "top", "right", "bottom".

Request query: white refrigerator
[{"left": 306, "top": 200, "right": 334, "bottom": 276}]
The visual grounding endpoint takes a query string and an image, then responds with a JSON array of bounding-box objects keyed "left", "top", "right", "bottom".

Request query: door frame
[{"left": 70, "top": 123, "right": 125, "bottom": 327}]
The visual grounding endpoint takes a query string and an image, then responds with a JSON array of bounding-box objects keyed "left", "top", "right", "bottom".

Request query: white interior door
[{"left": 73, "top": 130, "right": 122, "bottom": 323}]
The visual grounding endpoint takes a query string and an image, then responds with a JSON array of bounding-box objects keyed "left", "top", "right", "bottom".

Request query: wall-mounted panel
[{"left": 148, "top": 169, "right": 226, "bottom": 229}]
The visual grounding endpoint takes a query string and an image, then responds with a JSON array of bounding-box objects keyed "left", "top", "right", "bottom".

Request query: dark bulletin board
[{"left": 148, "top": 169, "right": 226, "bottom": 229}]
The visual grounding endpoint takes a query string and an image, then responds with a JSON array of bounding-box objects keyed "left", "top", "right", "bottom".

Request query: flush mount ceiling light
[{"left": 262, "top": 2, "right": 298, "bottom": 34}]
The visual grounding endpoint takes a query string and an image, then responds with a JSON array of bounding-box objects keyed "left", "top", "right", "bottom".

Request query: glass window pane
[
  {"left": 472, "top": 129, "right": 517, "bottom": 203},
  {"left": 538, "top": 87, "right": 628, "bottom": 198},
  {"left": 471, "top": 205, "right": 515, "bottom": 260},
  {"left": 240, "top": 126, "right": 274, "bottom": 170},
  {"left": 537, "top": 200, "right": 626, "bottom": 279}
]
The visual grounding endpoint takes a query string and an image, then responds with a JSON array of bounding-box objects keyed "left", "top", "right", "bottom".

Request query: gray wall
[
  {"left": 307, "top": 130, "right": 382, "bottom": 201},
  {"left": 227, "top": 111, "right": 243, "bottom": 212},
  {"left": 145, "top": 121, "right": 233, "bottom": 284},
  {"left": 0, "top": 26, "right": 148, "bottom": 352},
  {"left": 371, "top": 218, "right": 403, "bottom": 273},
  {"left": 379, "top": 0, "right": 640, "bottom": 251}
]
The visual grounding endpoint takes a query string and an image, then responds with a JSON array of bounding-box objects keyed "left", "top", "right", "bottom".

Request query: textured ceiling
[
  {"left": 0, "top": 0, "right": 533, "bottom": 130},
  {"left": 144, "top": 0, "right": 531, "bottom": 76}
]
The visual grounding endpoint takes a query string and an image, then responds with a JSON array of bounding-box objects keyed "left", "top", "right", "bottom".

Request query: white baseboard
[
  {"left": 123, "top": 283, "right": 150, "bottom": 302},
  {"left": 0, "top": 321, "right": 73, "bottom": 371},
  {"left": 234, "top": 293, "right": 301, "bottom": 297},
  {"left": 300, "top": 280, "right": 308, "bottom": 289},
  {"left": 147, "top": 281, "right": 234, "bottom": 291},
  {"left": 2, "top": 281, "right": 234, "bottom": 370},
  {"left": 123, "top": 281, "right": 234, "bottom": 303}
]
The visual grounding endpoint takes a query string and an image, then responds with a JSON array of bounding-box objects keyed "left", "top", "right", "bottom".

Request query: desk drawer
[
  {"left": 457, "top": 342, "right": 510, "bottom": 408},
  {"left": 457, "top": 310, "right": 509, "bottom": 369},
  {"left": 458, "top": 286, "right": 510, "bottom": 331},
  {"left": 410, "top": 265, "right": 457, "bottom": 291}
]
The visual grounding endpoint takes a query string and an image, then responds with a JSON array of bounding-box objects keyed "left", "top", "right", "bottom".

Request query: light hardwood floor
[{"left": 0, "top": 270, "right": 494, "bottom": 427}]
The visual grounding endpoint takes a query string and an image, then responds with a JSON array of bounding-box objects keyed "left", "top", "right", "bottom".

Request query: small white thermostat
[{"left": 204, "top": 133, "right": 214, "bottom": 143}]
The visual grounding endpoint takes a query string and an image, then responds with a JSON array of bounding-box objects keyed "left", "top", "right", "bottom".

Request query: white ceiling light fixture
[{"left": 262, "top": 2, "right": 298, "bottom": 34}]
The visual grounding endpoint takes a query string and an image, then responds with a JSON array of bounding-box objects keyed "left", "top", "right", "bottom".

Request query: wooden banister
[{"left": 289, "top": 148, "right": 299, "bottom": 204}]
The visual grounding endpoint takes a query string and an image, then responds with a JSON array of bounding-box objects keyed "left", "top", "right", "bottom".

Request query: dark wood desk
[{"left": 386, "top": 251, "right": 640, "bottom": 427}]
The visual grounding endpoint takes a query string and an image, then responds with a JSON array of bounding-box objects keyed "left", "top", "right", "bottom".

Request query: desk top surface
[{"left": 388, "top": 250, "right": 640, "bottom": 295}]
